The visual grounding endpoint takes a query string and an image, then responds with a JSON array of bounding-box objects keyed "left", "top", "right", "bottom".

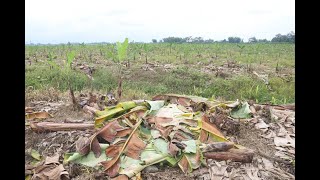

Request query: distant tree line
[
  {"left": 26, "top": 32, "right": 294, "bottom": 45},
  {"left": 154, "top": 31, "right": 294, "bottom": 44}
]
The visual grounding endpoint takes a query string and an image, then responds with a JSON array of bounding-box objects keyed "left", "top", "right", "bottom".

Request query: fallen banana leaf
[
  {"left": 151, "top": 130, "right": 161, "bottom": 139},
  {"left": 25, "top": 112, "right": 52, "bottom": 120},
  {"left": 178, "top": 148, "right": 202, "bottom": 173},
  {"left": 201, "top": 116, "right": 228, "bottom": 142},
  {"left": 95, "top": 101, "right": 138, "bottom": 127},
  {"left": 64, "top": 144, "right": 109, "bottom": 167},
  {"left": 153, "top": 138, "right": 169, "bottom": 155},
  {"left": 98, "top": 120, "right": 128, "bottom": 143},
  {"left": 146, "top": 100, "right": 165, "bottom": 111},
  {"left": 123, "top": 132, "right": 146, "bottom": 159},
  {"left": 101, "top": 119, "right": 143, "bottom": 173},
  {"left": 66, "top": 94, "right": 262, "bottom": 178},
  {"left": 118, "top": 143, "right": 170, "bottom": 178},
  {"left": 181, "top": 140, "right": 197, "bottom": 153},
  {"left": 76, "top": 137, "right": 90, "bottom": 155},
  {"left": 231, "top": 102, "right": 252, "bottom": 119},
  {"left": 95, "top": 105, "right": 146, "bottom": 128}
]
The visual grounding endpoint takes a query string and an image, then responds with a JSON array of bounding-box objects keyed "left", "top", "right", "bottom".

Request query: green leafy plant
[
  {"left": 115, "top": 38, "right": 129, "bottom": 99},
  {"left": 237, "top": 44, "right": 245, "bottom": 56},
  {"left": 143, "top": 43, "right": 149, "bottom": 64},
  {"left": 47, "top": 51, "right": 80, "bottom": 110}
]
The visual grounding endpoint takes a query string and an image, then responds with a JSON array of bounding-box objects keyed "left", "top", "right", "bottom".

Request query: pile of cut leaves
[
  {"left": 64, "top": 94, "right": 256, "bottom": 179},
  {"left": 26, "top": 94, "right": 295, "bottom": 180}
]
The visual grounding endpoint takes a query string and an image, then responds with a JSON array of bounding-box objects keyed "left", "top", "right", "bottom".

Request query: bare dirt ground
[{"left": 25, "top": 92, "right": 295, "bottom": 180}]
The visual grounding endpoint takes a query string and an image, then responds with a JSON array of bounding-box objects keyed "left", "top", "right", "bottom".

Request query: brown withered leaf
[
  {"left": 106, "top": 144, "right": 123, "bottom": 158},
  {"left": 42, "top": 164, "right": 69, "bottom": 180},
  {"left": 90, "top": 137, "right": 102, "bottom": 158},
  {"left": 124, "top": 133, "right": 146, "bottom": 159},
  {"left": 75, "top": 137, "right": 90, "bottom": 155},
  {"left": 111, "top": 174, "right": 129, "bottom": 180},
  {"left": 116, "top": 129, "right": 132, "bottom": 138},
  {"left": 202, "top": 116, "right": 224, "bottom": 137},
  {"left": 170, "top": 130, "right": 193, "bottom": 141},
  {"left": 178, "top": 155, "right": 190, "bottom": 173},
  {"left": 98, "top": 120, "right": 128, "bottom": 143},
  {"left": 32, "top": 154, "right": 69, "bottom": 180},
  {"left": 168, "top": 141, "right": 180, "bottom": 156},
  {"left": 101, "top": 157, "right": 120, "bottom": 176},
  {"left": 26, "top": 112, "right": 52, "bottom": 120},
  {"left": 105, "top": 159, "right": 121, "bottom": 178},
  {"left": 44, "top": 153, "right": 60, "bottom": 165},
  {"left": 156, "top": 124, "right": 174, "bottom": 138},
  {"left": 101, "top": 119, "right": 144, "bottom": 173},
  {"left": 202, "top": 115, "right": 227, "bottom": 141},
  {"left": 154, "top": 117, "right": 174, "bottom": 126},
  {"left": 25, "top": 107, "right": 34, "bottom": 113},
  {"left": 199, "top": 129, "right": 209, "bottom": 143}
]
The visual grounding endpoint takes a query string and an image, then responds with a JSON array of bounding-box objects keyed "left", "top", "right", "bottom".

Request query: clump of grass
[
  {"left": 91, "top": 68, "right": 117, "bottom": 92},
  {"left": 25, "top": 66, "right": 89, "bottom": 91}
]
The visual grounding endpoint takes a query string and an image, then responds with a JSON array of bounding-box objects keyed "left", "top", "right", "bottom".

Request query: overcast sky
[{"left": 25, "top": 0, "right": 294, "bottom": 44}]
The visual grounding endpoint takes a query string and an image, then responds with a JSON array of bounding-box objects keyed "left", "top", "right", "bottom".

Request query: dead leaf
[
  {"left": 106, "top": 144, "right": 123, "bottom": 158},
  {"left": 208, "top": 161, "right": 228, "bottom": 180},
  {"left": 202, "top": 116, "right": 225, "bottom": 137},
  {"left": 25, "top": 107, "right": 34, "bottom": 113},
  {"left": 156, "top": 124, "right": 174, "bottom": 138},
  {"left": 75, "top": 137, "right": 90, "bottom": 155},
  {"left": 42, "top": 164, "right": 69, "bottom": 180},
  {"left": 105, "top": 159, "right": 121, "bottom": 178},
  {"left": 101, "top": 119, "right": 143, "bottom": 173},
  {"left": 26, "top": 112, "right": 52, "bottom": 120},
  {"left": 274, "top": 151, "right": 292, "bottom": 160},
  {"left": 199, "top": 129, "right": 208, "bottom": 143},
  {"left": 31, "top": 154, "right": 69, "bottom": 180},
  {"left": 261, "top": 157, "right": 273, "bottom": 169},
  {"left": 201, "top": 116, "right": 228, "bottom": 142},
  {"left": 91, "top": 137, "right": 102, "bottom": 158},
  {"left": 255, "top": 119, "right": 269, "bottom": 129},
  {"left": 168, "top": 141, "right": 180, "bottom": 156},
  {"left": 124, "top": 133, "right": 146, "bottom": 159},
  {"left": 44, "top": 154, "right": 60, "bottom": 165},
  {"left": 170, "top": 130, "right": 192, "bottom": 141},
  {"left": 178, "top": 155, "right": 190, "bottom": 173},
  {"left": 116, "top": 129, "right": 132, "bottom": 137},
  {"left": 276, "top": 122, "right": 288, "bottom": 137},
  {"left": 98, "top": 120, "right": 128, "bottom": 142},
  {"left": 260, "top": 130, "right": 276, "bottom": 139},
  {"left": 274, "top": 136, "right": 295, "bottom": 148},
  {"left": 111, "top": 174, "right": 129, "bottom": 180}
]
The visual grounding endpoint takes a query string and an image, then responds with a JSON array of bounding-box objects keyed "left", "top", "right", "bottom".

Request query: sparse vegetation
[{"left": 25, "top": 40, "right": 295, "bottom": 104}]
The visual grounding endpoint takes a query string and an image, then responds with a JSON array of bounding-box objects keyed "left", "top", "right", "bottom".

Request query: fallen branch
[
  {"left": 30, "top": 122, "right": 94, "bottom": 132},
  {"left": 204, "top": 148, "right": 254, "bottom": 163},
  {"left": 64, "top": 119, "right": 85, "bottom": 123}
]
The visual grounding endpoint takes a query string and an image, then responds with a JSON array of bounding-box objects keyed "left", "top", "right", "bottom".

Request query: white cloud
[{"left": 26, "top": 0, "right": 295, "bottom": 43}]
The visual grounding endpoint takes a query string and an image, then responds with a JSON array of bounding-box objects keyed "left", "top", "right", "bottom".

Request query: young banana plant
[
  {"left": 47, "top": 51, "right": 80, "bottom": 110},
  {"left": 115, "top": 38, "right": 129, "bottom": 99}
]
